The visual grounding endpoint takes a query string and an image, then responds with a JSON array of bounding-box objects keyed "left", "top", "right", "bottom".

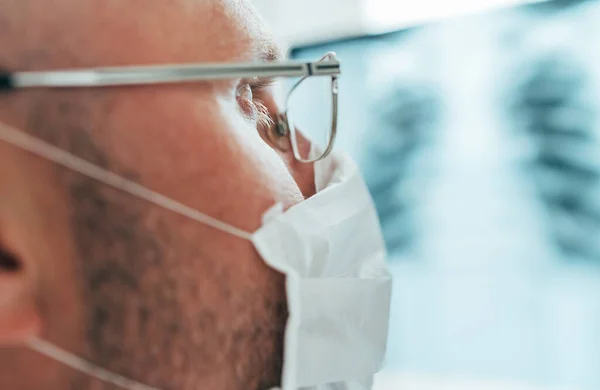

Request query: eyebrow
[{"left": 256, "top": 36, "right": 284, "bottom": 63}]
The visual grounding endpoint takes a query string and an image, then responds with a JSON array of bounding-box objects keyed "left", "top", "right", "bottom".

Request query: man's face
[{"left": 0, "top": 1, "right": 314, "bottom": 389}]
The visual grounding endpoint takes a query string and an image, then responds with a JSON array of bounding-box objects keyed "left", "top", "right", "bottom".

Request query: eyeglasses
[{"left": 0, "top": 52, "right": 340, "bottom": 163}]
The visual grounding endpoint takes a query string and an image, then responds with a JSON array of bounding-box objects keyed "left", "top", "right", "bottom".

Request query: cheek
[{"left": 104, "top": 90, "right": 304, "bottom": 235}]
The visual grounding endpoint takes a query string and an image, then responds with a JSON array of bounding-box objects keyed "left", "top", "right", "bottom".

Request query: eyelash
[
  {"left": 251, "top": 97, "right": 274, "bottom": 129},
  {"left": 246, "top": 78, "right": 276, "bottom": 129}
]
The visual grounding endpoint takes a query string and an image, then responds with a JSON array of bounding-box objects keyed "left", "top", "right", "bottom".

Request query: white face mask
[{"left": 0, "top": 124, "right": 392, "bottom": 390}]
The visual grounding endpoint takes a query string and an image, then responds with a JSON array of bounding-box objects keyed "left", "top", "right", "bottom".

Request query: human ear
[{"left": 0, "top": 244, "right": 40, "bottom": 345}]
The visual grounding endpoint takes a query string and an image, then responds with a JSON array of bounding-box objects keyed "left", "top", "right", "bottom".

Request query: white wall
[
  {"left": 252, "top": 0, "right": 366, "bottom": 47},
  {"left": 252, "top": 0, "right": 544, "bottom": 47}
]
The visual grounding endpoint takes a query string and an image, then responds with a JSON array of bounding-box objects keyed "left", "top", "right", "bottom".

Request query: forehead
[
  {"left": 127, "top": 0, "right": 277, "bottom": 62},
  {"left": 11, "top": 0, "right": 280, "bottom": 69},
  {"left": 168, "top": 0, "right": 281, "bottom": 62}
]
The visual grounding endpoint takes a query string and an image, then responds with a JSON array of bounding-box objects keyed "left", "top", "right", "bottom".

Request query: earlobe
[{"left": 0, "top": 248, "right": 40, "bottom": 345}]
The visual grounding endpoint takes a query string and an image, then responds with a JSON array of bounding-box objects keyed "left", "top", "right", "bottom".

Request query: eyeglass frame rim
[
  {"left": 278, "top": 52, "right": 339, "bottom": 163},
  {"left": 0, "top": 52, "right": 341, "bottom": 163}
]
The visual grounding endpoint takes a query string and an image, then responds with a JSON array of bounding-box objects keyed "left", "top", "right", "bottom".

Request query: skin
[{"left": 0, "top": 1, "right": 316, "bottom": 389}]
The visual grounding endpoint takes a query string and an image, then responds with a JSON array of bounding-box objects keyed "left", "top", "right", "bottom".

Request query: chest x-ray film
[{"left": 291, "top": 0, "right": 600, "bottom": 388}]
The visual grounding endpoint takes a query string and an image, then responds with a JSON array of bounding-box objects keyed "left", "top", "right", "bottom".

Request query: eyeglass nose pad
[
  {"left": 322, "top": 51, "right": 336, "bottom": 61},
  {"left": 267, "top": 113, "right": 291, "bottom": 152}
]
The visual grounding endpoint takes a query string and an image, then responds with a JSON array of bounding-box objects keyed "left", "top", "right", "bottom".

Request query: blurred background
[{"left": 252, "top": 0, "right": 600, "bottom": 389}]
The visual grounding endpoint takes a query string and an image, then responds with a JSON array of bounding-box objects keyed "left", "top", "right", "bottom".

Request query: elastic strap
[{"left": 0, "top": 123, "right": 253, "bottom": 240}]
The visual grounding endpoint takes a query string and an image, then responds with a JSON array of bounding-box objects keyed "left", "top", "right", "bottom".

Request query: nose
[
  {"left": 286, "top": 127, "right": 316, "bottom": 198},
  {"left": 260, "top": 93, "right": 317, "bottom": 199},
  {"left": 267, "top": 123, "right": 316, "bottom": 198}
]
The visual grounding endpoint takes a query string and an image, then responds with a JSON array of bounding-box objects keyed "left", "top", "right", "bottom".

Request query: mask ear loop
[
  {"left": 27, "top": 338, "right": 282, "bottom": 390},
  {"left": 0, "top": 124, "right": 253, "bottom": 240},
  {"left": 27, "top": 338, "right": 163, "bottom": 390}
]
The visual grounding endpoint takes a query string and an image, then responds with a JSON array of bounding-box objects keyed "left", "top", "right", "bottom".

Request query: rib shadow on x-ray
[
  {"left": 510, "top": 55, "right": 600, "bottom": 262},
  {"left": 362, "top": 84, "right": 439, "bottom": 256}
]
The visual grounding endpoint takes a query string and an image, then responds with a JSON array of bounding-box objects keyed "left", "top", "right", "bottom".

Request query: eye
[
  {"left": 237, "top": 83, "right": 258, "bottom": 119},
  {"left": 236, "top": 81, "right": 275, "bottom": 132},
  {"left": 238, "top": 83, "right": 253, "bottom": 102}
]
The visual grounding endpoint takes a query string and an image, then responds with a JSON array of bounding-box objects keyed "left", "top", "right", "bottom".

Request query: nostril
[{"left": 0, "top": 248, "right": 20, "bottom": 271}]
